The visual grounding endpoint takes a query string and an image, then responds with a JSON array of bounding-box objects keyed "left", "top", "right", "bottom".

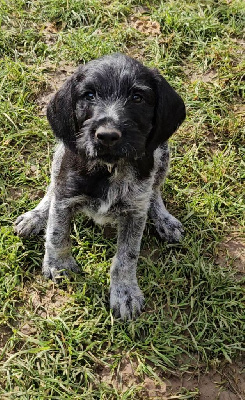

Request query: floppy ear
[
  {"left": 146, "top": 71, "right": 186, "bottom": 153},
  {"left": 47, "top": 75, "right": 79, "bottom": 151}
]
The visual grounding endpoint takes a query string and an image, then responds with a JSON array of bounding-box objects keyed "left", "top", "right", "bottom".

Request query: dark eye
[
  {"left": 132, "top": 93, "right": 143, "bottom": 103},
  {"left": 84, "top": 92, "right": 95, "bottom": 101}
]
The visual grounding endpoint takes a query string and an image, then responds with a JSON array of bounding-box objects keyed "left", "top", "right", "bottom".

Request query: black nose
[{"left": 95, "top": 126, "right": 121, "bottom": 146}]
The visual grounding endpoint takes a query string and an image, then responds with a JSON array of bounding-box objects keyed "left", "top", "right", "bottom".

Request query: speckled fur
[{"left": 14, "top": 54, "right": 186, "bottom": 320}]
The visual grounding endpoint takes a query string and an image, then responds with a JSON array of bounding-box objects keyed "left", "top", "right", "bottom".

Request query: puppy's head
[{"left": 47, "top": 53, "right": 185, "bottom": 163}]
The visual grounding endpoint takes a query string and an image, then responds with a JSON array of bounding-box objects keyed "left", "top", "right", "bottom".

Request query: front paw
[
  {"left": 14, "top": 211, "right": 46, "bottom": 237},
  {"left": 154, "top": 214, "right": 184, "bottom": 243},
  {"left": 110, "top": 282, "right": 144, "bottom": 320},
  {"left": 42, "top": 253, "right": 79, "bottom": 281}
]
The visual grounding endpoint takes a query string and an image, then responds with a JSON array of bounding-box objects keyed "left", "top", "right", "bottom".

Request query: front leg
[
  {"left": 110, "top": 213, "right": 147, "bottom": 320},
  {"left": 42, "top": 197, "right": 78, "bottom": 280}
]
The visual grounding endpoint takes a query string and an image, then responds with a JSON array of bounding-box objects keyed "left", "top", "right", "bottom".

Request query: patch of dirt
[
  {"left": 41, "top": 22, "right": 59, "bottom": 45},
  {"left": 129, "top": 15, "right": 161, "bottom": 36},
  {"left": 22, "top": 279, "right": 72, "bottom": 318},
  {"left": 102, "top": 225, "right": 117, "bottom": 239},
  {"left": 216, "top": 232, "right": 245, "bottom": 274},
  {"left": 184, "top": 66, "right": 218, "bottom": 83},
  {"left": 29, "top": 189, "right": 46, "bottom": 201},
  {"left": 19, "top": 321, "right": 38, "bottom": 336},
  {"left": 232, "top": 38, "right": 245, "bottom": 47},
  {"left": 203, "top": 131, "right": 221, "bottom": 154},
  {"left": 8, "top": 186, "right": 45, "bottom": 202},
  {"left": 98, "top": 357, "right": 245, "bottom": 399},
  {"left": 140, "top": 241, "right": 162, "bottom": 263},
  {"left": 167, "top": 363, "right": 245, "bottom": 399},
  {"left": 234, "top": 104, "right": 245, "bottom": 119},
  {"left": 37, "top": 62, "right": 76, "bottom": 115},
  {"left": 99, "top": 357, "right": 167, "bottom": 398},
  {"left": 8, "top": 188, "right": 23, "bottom": 200},
  {"left": 126, "top": 45, "right": 146, "bottom": 62},
  {"left": 0, "top": 326, "right": 12, "bottom": 351}
]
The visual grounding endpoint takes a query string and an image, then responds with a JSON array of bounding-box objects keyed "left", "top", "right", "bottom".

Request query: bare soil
[
  {"left": 0, "top": 326, "right": 12, "bottom": 351},
  {"left": 99, "top": 358, "right": 167, "bottom": 399},
  {"left": 99, "top": 357, "right": 245, "bottom": 399},
  {"left": 129, "top": 15, "right": 161, "bottom": 36},
  {"left": 22, "top": 277, "right": 72, "bottom": 319},
  {"left": 216, "top": 232, "right": 245, "bottom": 275},
  {"left": 183, "top": 66, "right": 218, "bottom": 83},
  {"left": 37, "top": 62, "right": 76, "bottom": 115}
]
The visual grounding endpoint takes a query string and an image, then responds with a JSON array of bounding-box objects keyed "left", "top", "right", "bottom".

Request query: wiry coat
[{"left": 15, "top": 53, "right": 186, "bottom": 320}]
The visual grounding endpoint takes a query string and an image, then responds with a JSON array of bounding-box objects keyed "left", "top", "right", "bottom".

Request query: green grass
[{"left": 0, "top": 0, "right": 245, "bottom": 398}]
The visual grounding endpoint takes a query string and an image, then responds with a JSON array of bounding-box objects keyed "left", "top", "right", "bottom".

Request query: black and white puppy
[{"left": 15, "top": 53, "right": 186, "bottom": 320}]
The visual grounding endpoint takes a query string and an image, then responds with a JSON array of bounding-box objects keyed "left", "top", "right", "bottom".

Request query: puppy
[{"left": 14, "top": 53, "right": 186, "bottom": 320}]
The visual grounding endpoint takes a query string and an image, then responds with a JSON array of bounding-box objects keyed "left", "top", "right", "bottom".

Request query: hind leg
[
  {"left": 149, "top": 190, "right": 184, "bottom": 243},
  {"left": 14, "top": 186, "right": 52, "bottom": 237}
]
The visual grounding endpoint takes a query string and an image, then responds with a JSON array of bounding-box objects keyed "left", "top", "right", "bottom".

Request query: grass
[{"left": 0, "top": 0, "right": 245, "bottom": 398}]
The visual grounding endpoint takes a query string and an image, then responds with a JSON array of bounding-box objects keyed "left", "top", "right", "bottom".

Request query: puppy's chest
[{"left": 76, "top": 167, "right": 152, "bottom": 224}]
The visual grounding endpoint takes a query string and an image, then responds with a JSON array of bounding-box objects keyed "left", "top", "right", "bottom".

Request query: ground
[{"left": 0, "top": 0, "right": 244, "bottom": 399}]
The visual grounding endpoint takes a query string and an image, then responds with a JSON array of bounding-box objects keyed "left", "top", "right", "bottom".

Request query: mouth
[
  {"left": 97, "top": 153, "right": 120, "bottom": 163},
  {"left": 94, "top": 137, "right": 147, "bottom": 162},
  {"left": 95, "top": 144, "right": 123, "bottom": 162}
]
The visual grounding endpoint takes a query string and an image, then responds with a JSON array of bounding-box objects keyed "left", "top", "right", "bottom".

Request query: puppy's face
[
  {"left": 73, "top": 57, "right": 156, "bottom": 163},
  {"left": 47, "top": 54, "right": 186, "bottom": 160}
]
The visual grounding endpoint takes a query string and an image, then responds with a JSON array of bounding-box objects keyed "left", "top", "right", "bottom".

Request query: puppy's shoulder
[{"left": 51, "top": 143, "right": 86, "bottom": 179}]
